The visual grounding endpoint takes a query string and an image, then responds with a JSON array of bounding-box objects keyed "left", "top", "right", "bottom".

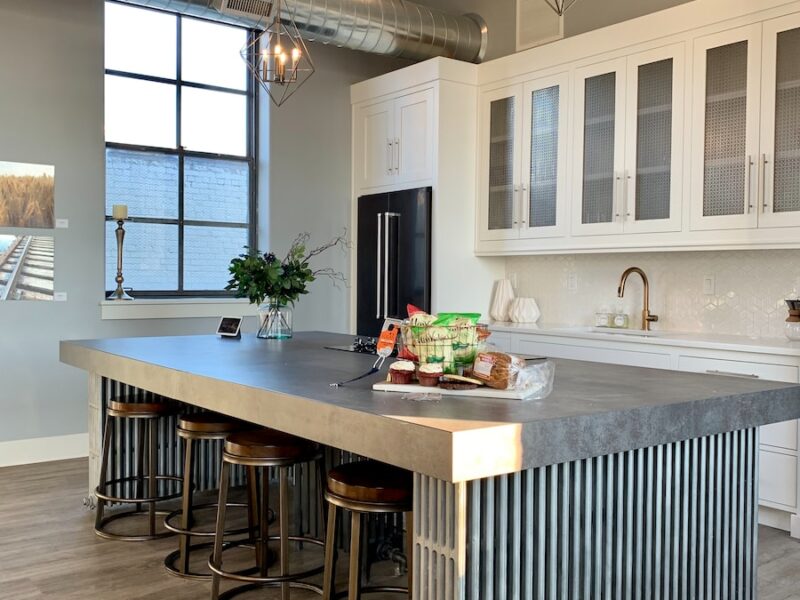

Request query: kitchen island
[{"left": 60, "top": 332, "right": 800, "bottom": 600}]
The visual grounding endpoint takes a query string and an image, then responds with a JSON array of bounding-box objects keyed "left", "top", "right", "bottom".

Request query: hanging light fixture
[
  {"left": 543, "top": 0, "right": 582, "bottom": 16},
  {"left": 241, "top": 0, "right": 315, "bottom": 107}
]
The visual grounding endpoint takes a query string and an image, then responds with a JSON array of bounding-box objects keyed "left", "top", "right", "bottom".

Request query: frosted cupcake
[
  {"left": 417, "top": 363, "right": 443, "bottom": 387},
  {"left": 389, "top": 360, "right": 416, "bottom": 384}
]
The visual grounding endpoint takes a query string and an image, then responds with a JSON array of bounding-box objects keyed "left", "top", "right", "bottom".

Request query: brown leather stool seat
[
  {"left": 95, "top": 397, "right": 182, "bottom": 542},
  {"left": 322, "top": 461, "right": 413, "bottom": 600},
  {"left": 208, "top": 427, "right": 326, "bottom": 600},
  {"left": 164, "top": 413, "right": 257, "bottom": 580}
]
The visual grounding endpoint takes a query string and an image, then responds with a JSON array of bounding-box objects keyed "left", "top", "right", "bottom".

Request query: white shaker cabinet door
[
  {"left": 395, "top": 88, "right": 434, "bottom": 185},
  {"left": 354, "top": 99, "right": 395, "bottom": 190}
]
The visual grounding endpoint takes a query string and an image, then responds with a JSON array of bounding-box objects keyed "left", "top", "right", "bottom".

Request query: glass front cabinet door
[
  {"left": 691, "top": 25, "right": 763, "bottom": 231},
  {"left": 478, "top": 76, "right": 569, "bottom": 242},
  {"left": 573, "top": 45, "right": 684, "bottom": 237}
]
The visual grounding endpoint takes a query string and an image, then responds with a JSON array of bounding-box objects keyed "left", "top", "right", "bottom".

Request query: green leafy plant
[{"left": 226, "top": 231, "right": 349, "bottom": 307}]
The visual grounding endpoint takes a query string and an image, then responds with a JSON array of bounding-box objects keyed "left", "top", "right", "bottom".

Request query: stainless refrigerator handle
[
  {"left": 376, "top": 213, "right": 382, "bottom": 319},
  {"left": 383, "top": 212, "right": 390, "bottom": 319}
]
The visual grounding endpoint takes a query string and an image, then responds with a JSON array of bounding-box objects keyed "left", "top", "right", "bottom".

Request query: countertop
[
  {"left": 60, "top": 332, "right": 800, "bottom": 482},
  {"left": 489, "top": 322, "right": 800, "bottom": 356}
]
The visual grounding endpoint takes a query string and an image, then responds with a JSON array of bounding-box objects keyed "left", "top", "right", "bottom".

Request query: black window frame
[{"left": 104, "top": 0, "right": 258, "bottom": 298}]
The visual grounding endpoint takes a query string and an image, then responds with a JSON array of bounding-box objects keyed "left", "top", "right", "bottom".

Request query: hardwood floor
[{"left": 1, "top": 458, "right": 799, "bottom": 598}]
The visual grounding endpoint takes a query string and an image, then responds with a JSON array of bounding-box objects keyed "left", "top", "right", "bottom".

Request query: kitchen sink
[{"left": 548, "top": 326, "right": 665, "bottom": 338}]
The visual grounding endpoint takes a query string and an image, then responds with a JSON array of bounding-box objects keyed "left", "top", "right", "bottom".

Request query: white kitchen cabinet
[
  {"left": 572, "top": 45, "right": 684, "bottom": 237},
  {"left": 690, "top": 25, "right": 763, "bottom": 231},
  {"left": 758, "top": 14, "right": 800, "bottom": 228},
  {"left": 353, "top": 88, "right": 434, "bottom": 190},
  {"left": 478, "top": 74, "right": 569, "bottom": 242},
  {"left": 760, "top": 450, "right": 798, "bottom": 509}
]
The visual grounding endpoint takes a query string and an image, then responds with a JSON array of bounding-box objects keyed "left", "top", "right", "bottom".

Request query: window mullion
[{"left": 176, "top": 15, "right": 185, "bottom": 292}]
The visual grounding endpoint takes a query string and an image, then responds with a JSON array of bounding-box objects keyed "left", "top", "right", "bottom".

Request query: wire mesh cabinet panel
[
  {"left": 622, "top": 43, "right": 685, "bottom": 234},
  {"left": 759, "top": 14, "right": 800, "bottom": 229},
  {"left": 690, "top": 25, "right": 763, "bottom": 231},
  {"left": 478, "top": 84, "right": 524, "bottom": 241},
  {"left": 572, "top": 58, "right": 627, "bottom": 236},
  {"left": 520, "top": 73, "right": 570, "bottom": 239}
]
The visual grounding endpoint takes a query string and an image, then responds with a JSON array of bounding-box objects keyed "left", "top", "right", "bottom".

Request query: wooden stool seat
[
  {"left": 225, "top": 429, "right": 318, "bottom": 462},
  {"left": 327, "top": 461, "right": 413, "bottom": 506},
  {"left": 178, "top": 413, "right": 247, "bottom": 436},
  {"left": 107, "top": 399, "right": 174, "bottom": 418}
]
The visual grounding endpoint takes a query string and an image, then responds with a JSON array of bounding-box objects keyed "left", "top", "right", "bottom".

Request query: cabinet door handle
[
  {"left": 745, "top": 155, "right": 754, "bottom": 213},
  {"left": 394, "top": 138, "right": 400, "bottom": 174},
  {"left": 760, "top": 153, "right": 770, "bottom": 212},
  {"left": 386, "top": 141, "right": 393, "bottom": 176},
  {"left": 521, "top": 183, "right": 528, "bottom": 225},
  {"left": 625, "top": 171, "right": 632, "bottom": 219},
  {"left": 614, "top": 172, "right": 622, "bottom": 220},
  {"left": 513, "top": 185, "right": 520, "bottom": 225},
  {"left": 705, "top": 369, "right": 760, "bottom": 379},
  {"left": 376, "top": 213, "right": 382, "bottom": 318}
]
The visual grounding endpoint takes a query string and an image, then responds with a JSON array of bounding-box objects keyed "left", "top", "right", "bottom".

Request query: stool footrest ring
[
  {"left": 208, "top": 536, "right": 325, "bottom": 584},
  {"left": 163, "top": 502, "right": 253, "bottom": 537},
  {"left": 94, "top": 509, "right": 175, "bottom": 541},
  {"left": 217, "top": 580, "right": 323, "bottom": 600},
  {"left": 164, "top": 541, "right": 261, "bottom": 581},
  {"left": 95, "top": 474, "right": 186, "bottom": 504}
]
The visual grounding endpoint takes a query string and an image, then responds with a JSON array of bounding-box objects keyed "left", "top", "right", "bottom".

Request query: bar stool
[
  {"left": 322, "top": 460, "right": 413, "bottom": 600},
  {"left": 164, "top": 413, "right": 258, "bottom": 579},
  {"left": 209, "top": 428, "right": 327, "bottom": 600},
  {"left": 95, "top": 398, "right": 183, "bottom": 541}
]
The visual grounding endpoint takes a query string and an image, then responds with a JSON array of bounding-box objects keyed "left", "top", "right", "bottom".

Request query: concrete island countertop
[{"left": 60, "top": 332, "right": 800, "bottom": 483}]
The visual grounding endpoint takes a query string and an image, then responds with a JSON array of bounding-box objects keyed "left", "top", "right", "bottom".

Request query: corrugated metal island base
[{"left": 61, "top": 333, "right": 800, "bottom": 600}]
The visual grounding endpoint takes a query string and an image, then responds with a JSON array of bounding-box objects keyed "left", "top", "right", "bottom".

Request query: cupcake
[
  {"left": 417, "top": 363, "right": 443, "bottom": 387},
  {"left": 389, "top": 360, "right": 416, "bottom": 384}
]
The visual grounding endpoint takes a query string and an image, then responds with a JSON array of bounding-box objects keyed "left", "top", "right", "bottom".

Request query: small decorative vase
[{"left": 257, "top": 298, "right": 293, "bottom": 339}]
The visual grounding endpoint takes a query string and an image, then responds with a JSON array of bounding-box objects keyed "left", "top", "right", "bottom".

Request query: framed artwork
[{"left": 0, "top": 160, "right": 55, "bottom": 228}]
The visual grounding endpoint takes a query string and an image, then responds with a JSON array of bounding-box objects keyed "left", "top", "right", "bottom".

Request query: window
[{"left": 104, "top": 1, "right": 256, "bottom": 296}]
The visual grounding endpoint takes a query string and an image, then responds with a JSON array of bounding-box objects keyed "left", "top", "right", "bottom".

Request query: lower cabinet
[{"left": 497, "top": 328, "right": 800, "bottom": 534}]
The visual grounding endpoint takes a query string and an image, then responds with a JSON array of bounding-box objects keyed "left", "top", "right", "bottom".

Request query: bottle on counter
[
  {"left": 595, "top": 305, "right": 612, "bottom": 328},
  {"left": 612, "top": 302, "right": 629, "bottom": 329}
]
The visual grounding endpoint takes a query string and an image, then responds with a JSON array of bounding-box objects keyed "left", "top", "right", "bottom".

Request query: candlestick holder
[{"left": 107, "top": 219, "right": 133, "bottom": 301}]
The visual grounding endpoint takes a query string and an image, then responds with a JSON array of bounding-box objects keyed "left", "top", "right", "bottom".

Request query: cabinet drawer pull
[{"left": 705, "top": 369, "right": 760, "bottom": 379}]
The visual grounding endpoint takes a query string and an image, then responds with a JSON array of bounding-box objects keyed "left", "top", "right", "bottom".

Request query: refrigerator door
[
  {"left": 356, "top": 192, "right": 390, "bottom": 336},
  {"left": 387, "top": 187, "right": 432, "bottom": 319}
]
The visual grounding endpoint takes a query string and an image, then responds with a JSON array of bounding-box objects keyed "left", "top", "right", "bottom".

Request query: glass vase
[{"left": 257, "top": 298, "right": 293, "bottom": 339}]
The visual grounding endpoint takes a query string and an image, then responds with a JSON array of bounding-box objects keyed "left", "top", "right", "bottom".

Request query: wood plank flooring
[{"left": 1, "top": 458, "right": 799, "bottom": 598}]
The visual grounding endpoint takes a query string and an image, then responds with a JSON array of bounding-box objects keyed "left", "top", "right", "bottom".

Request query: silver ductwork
[{"left": 119, "top": 0, "right": 488, "bottom": 63}]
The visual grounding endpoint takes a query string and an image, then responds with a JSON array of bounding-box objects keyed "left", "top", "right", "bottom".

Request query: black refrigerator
[{"left": 356, "top": 187, "right": 432, "bottom": 336}]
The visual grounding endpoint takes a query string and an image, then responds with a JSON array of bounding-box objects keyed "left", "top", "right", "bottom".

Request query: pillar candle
[{"left": 112, "top": 204, "right": 128, "bottom": 220}]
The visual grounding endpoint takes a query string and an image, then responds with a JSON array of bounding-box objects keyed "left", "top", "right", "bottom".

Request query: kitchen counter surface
[
  {"left": 61, "top": 331, "right": 800, "bottom": 482},
  {"left": 490, "top": 321, "right": 800, "bottom": 356}
]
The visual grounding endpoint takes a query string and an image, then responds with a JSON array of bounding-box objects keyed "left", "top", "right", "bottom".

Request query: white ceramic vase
[
  {"left": 508, "top": 297, "right": 541, "bottom": 324},
  {"left": 490, "top": 279, "right": 516, "bottom": 322}
]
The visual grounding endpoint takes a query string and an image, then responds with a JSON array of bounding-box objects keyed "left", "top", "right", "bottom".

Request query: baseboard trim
[{"left": 0, "top": 433, "right": 88, "bottom": 467}]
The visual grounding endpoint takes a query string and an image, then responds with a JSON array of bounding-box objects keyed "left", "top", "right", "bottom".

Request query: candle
[
  {"left": 112, "top": 204, "right": 128, "bottom": 220},
  {"left": 261, "top": 48, "right": 269, "bottom": 81}
]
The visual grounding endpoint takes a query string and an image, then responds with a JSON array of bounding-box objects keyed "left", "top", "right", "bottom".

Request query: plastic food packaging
[{"left": 472, "top": 351, "right": 556, "bottom": 399}]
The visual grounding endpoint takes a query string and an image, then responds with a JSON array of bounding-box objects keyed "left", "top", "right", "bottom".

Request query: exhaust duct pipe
[{"left": 118, "top": 0, "right": 488, "bottom": 63}]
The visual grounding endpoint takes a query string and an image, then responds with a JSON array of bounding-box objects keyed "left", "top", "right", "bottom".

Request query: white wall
[{"left": 259, "top": 44, "right": 408, "bottom": 334}]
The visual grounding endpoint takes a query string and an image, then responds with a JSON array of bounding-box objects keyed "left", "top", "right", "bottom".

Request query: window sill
[{"left": 100, "top": 298, "right": 259, "bottom": 320}]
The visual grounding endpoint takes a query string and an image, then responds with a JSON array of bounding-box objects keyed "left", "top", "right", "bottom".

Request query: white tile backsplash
[{"left": 506, "top": 250, "right": 800, "bottom": 338}]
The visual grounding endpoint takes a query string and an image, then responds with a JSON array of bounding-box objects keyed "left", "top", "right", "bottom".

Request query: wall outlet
[
  {"left": 54, "top": 292, "right": 67, "bottom": 302},
  {"left": 567, "top": 272, "right": 578, "bottom": 291},
  {"left": 55, "top": 218, "right": 69, "bottom": 228},
  {"left": 703, "top": 275, "right": 715, "bottom": 296}
]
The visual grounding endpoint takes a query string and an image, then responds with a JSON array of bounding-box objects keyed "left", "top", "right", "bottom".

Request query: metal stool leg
[
  {"left": 405, "top": 512, "right": 413, "bottom": 599},
  {"left": 348, "top": 512, "right": 363, "bottom": 600},
  {"left": 210, "top": 460, "right": 231, "bottom": 600},
  {"left": 322, "top": 502, "right": 338, "bottom": 600},
  {"left": 95, "top": 415, "right": 112, "bottom": 531},
  {"left": 246, "top": 466, "right": 259, "bottom": 565},
  {"left": 148, "top": 417, "right": 158, "bottom": 537},
  {"left": 177, "top": 436, "right": 196, "bottom": 574},
  {"left": 279, "top": 466, "right": 290, "bottom": 600},
  {"left": 259, "top": 467, "right": 270, "bottom": 576},
  {"left": 135, "top": 419, "right": 146, "bottom": 513}
]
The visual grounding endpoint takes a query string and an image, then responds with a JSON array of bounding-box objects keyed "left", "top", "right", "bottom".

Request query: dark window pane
[
  {"left": 181, "top": 88, "right": 247, "bottom": 156},
  {"left": 182, "top": 18, "right": 247, "bottom": 90},
  {"left": 106, "top": 149, "right": 179, "bottom": 219},
  {"left": 105, "top": 75, "right": 176, "bottom": 148},
  {"left": 105, "top": 221, "right": 178, "bottom": 291},
  {"left": 184, "top": 226, "right": 248, "bottom": 290},
  {"left": 184, "top": 157, "right": 248, "bottom": 223},
  {"left": 105, "top": 2, "right": 176, "bottom": 78}
]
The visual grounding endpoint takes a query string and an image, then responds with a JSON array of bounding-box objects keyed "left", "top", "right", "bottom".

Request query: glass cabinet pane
[
  {"left": 635, "top": 59, "right": 673, "bottom": 221},
  {"left": 582, "top": 73, "right": 616, "bottom": 224},
  {"left": 529, "top": 86, "right": 559, "bottom": 228},
  {"left": 488, "top": 97, "right": 516, "bottom": 230},
  {"left": 773, "top": 27, "right": 800, "bottom": 213},
  {"left": 703, "top": 41, "right": 748, "bottom": 217}
]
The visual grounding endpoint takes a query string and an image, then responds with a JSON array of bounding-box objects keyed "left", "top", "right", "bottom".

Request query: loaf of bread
[{"left": 472, "top": 352, "right": 527, "bottom": 390}]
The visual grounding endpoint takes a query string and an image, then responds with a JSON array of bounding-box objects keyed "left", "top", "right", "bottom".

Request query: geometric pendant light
[{"left": 543, "top": 0, "right": 581, "bottom": 16}]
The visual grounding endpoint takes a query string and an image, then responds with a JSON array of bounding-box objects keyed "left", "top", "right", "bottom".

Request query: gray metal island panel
[
  {"left": 61, "top": 332, "right": 800, "bottom": 482},
  {"left": 60, "top": 332, "right": 800, "bottom": 600}
]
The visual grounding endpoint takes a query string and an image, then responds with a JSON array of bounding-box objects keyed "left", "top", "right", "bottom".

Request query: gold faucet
[{"left": 617, "top": 267, "right": 659, "bottom": 331}]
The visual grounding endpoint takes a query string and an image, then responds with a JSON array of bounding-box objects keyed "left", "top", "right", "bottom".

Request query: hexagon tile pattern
[{"left": 506, "top": 250, "right": 800, "bottom": 339}]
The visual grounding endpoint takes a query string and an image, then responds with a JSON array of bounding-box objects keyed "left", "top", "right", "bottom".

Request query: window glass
[
  {"left": 105, "top": 75, "right": 176, "bottom": 148},
  {"left": 181, "top": 88, "right": 247, "bottom": 156},
  {"left": 105, "top": 221, "right": 179, "bottom": 291},
  {"left": 184, "top": 157, "right": 249, "bottom": 223},
  {"left": 184, "top": 226, "right": 249, "bottom": 290},
  {"left": 105, "top": 3, "right": 177, "bottom": 78},
  {"left": 182, "top": 18, "right": 248, "bottom": 90},
  {"left": 106, "top": 149, "right": 179, "bottom": 219}
]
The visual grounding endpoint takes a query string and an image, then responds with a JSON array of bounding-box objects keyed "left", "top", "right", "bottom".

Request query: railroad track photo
[{"left": 0, "top": 235, "right": 54, "bottom": 301}]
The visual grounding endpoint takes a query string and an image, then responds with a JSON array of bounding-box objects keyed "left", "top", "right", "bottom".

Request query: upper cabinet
[
  {"left": 573, "top": 44, "right": 684, "bottom": 236},
  {"left": 354, "top": 88, "right": 434, "bottom": 191},
  {"left": 478, "top": 73, "right": 569, "bottom": 242}
]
